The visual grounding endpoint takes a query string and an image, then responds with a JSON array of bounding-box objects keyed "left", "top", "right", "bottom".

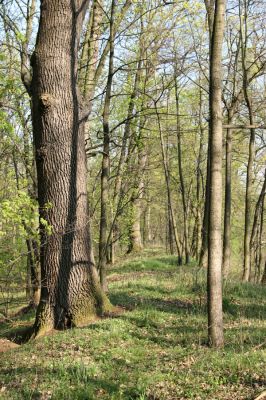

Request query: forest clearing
[{"left": 0, "top": 0, "right": 265, "bottom": 399}]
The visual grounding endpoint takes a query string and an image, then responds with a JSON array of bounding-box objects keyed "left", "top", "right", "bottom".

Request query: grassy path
[{"left": 0, "top": 251, "right": 265, "bottom": 399}]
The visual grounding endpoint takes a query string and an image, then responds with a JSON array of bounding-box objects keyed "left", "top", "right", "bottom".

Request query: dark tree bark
[
  {"left": 30, "top": 0, "right": 111, "bottom": 336},
  {"left": 207, "top": 0, "right": 225, "bottom": 348},
  {"left": 262, "top": 261, "right": 266, "bottom": 285}
]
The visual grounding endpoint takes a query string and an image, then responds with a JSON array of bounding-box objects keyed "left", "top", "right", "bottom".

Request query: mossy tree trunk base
[{"left": 32, "top": 276, "right": 113, "bottom": 338}]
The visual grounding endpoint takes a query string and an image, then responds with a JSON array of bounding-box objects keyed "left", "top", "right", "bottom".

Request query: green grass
[{"left": 0, "top": 251, "right": 265, "bottom": 399}]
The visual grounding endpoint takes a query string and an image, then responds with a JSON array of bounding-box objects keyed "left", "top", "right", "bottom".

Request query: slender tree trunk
[
  {"left": 80, "top": 0, "right": 103, "bottom": 267},
  {"left": 98, "top": 0, "right": 115, "bottom": 291},
  {"left": 175, "top": 84, "right": 190, "bottom": 264},
  {"left": 129, "top": 194, "right": 144, "bottom": 253},
  {"left": 31, "top": 0, "right": 111, "bottom": 336},
  {"left": 261, "top": 261, "right": 266, "bottom": 285},
  {"left": 242, "top": 128, "right": 255, "bottom": 282},
  {"left": 93, "top": 0, "right": 132, "bottom": 84},
  {"left": 156, "top": 106, "right": 182, "bottom": 263},
  {"left": 199, "top": 148, "right": 210, "bottom": 268},
  {"left": 222, "top": 111, "right": 233, "bottom": 277},
  {"left": 239, "top": 1, "right": 256, "bottom": 282},
  {"left": 81, "top": 0, "right": 102, "bottom": 100},
  {"left": 110, "top": 56, "right": 142, "bottom": 260},
  {"left": 25, "top": 238, "right": 41, "bottom": 306},
  {"left": 195, "top": 87, "right": 205, "bottom": 260},
  {"left": 128, "top": 131, "right": 147, "bottom": 253},
  {"left": 200, "top": 0, "right": 215, "bottom": 269},
  {"left": 257, "top": 196, "right": 265, "bottom": 282},
  {"left": 250, "top": 169, "right": 266, "bottom": 282},
  {"left": 143, "top": 201, "right": 152, "bottom": 247},
  {"left": 207, "top": 0, "right": 225, "bottom": 348}
]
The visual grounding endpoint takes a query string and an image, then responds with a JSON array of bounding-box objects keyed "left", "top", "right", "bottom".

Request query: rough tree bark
[
  {"left": 207, "top": 0, "right": 225, "bottom": 348},
  {"left": 30, "top": 0, "right": 111, "bottom": 336}
]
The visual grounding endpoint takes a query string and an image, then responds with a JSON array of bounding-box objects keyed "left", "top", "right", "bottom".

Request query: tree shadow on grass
[
  {"left": 0, "top": 311, "right": 35, "bottom": 344},
  {"left": 1, "top": 364, "right": 119, "bottom": 400},
  {"left": 0, "top": 365, "right": 139, "bottom": 400},
  {"left": 223, "top": 297, "right": 266, "bottom": 320},
  {"left": 109, "top": 287, "right": 266, "bottom": 321},
  {"left": 109, "top": 290, "right": 204, "bottom": 316}
]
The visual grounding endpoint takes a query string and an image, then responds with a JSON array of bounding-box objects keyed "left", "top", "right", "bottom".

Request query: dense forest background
[
  {"left": 0, "top": 0, "right": 265, "bottom": 306},
  {"left": 0, "top": 0, "right": 266, "bottom": 399}
]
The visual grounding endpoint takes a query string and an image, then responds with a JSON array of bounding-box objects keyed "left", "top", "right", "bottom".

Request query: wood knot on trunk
[
  {"left": 36, "top": 145, "right": 48, "bottom": 161},
  {"left": 39, "top": 93, "right": 54, "bottom": 113}
]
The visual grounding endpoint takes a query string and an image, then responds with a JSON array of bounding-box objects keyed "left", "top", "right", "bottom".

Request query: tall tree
[
  {"left": 199, "top": 0, "right": 215, "bottom": 268},
  {"left": 174, "top": 83, "right": 190, "bottom": 264},
  {"left": 240, "top": 1, "right": 256, "bottom": 282},
  {"left": 30, "top": 0, "right": 111, "bottom": 336},
  {"left": 207, "top": 0, "right": 225, "bottom": 348},
  {"left": 98, "top": 0, "right": 116, "bottom": 291}
]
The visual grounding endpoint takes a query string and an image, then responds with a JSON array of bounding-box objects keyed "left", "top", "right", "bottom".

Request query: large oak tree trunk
[{"left": 31, "top": 0, "right": 111, "bottom": 336}]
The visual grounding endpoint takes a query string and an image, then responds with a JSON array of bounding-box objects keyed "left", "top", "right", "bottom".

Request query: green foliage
[{"left": 0, "top": 191, "right": 38, "bottom": 239}]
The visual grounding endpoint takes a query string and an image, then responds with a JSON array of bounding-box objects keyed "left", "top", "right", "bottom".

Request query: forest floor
[{"left": 0, "top": 249, "right": 265, "bottom": 400}]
